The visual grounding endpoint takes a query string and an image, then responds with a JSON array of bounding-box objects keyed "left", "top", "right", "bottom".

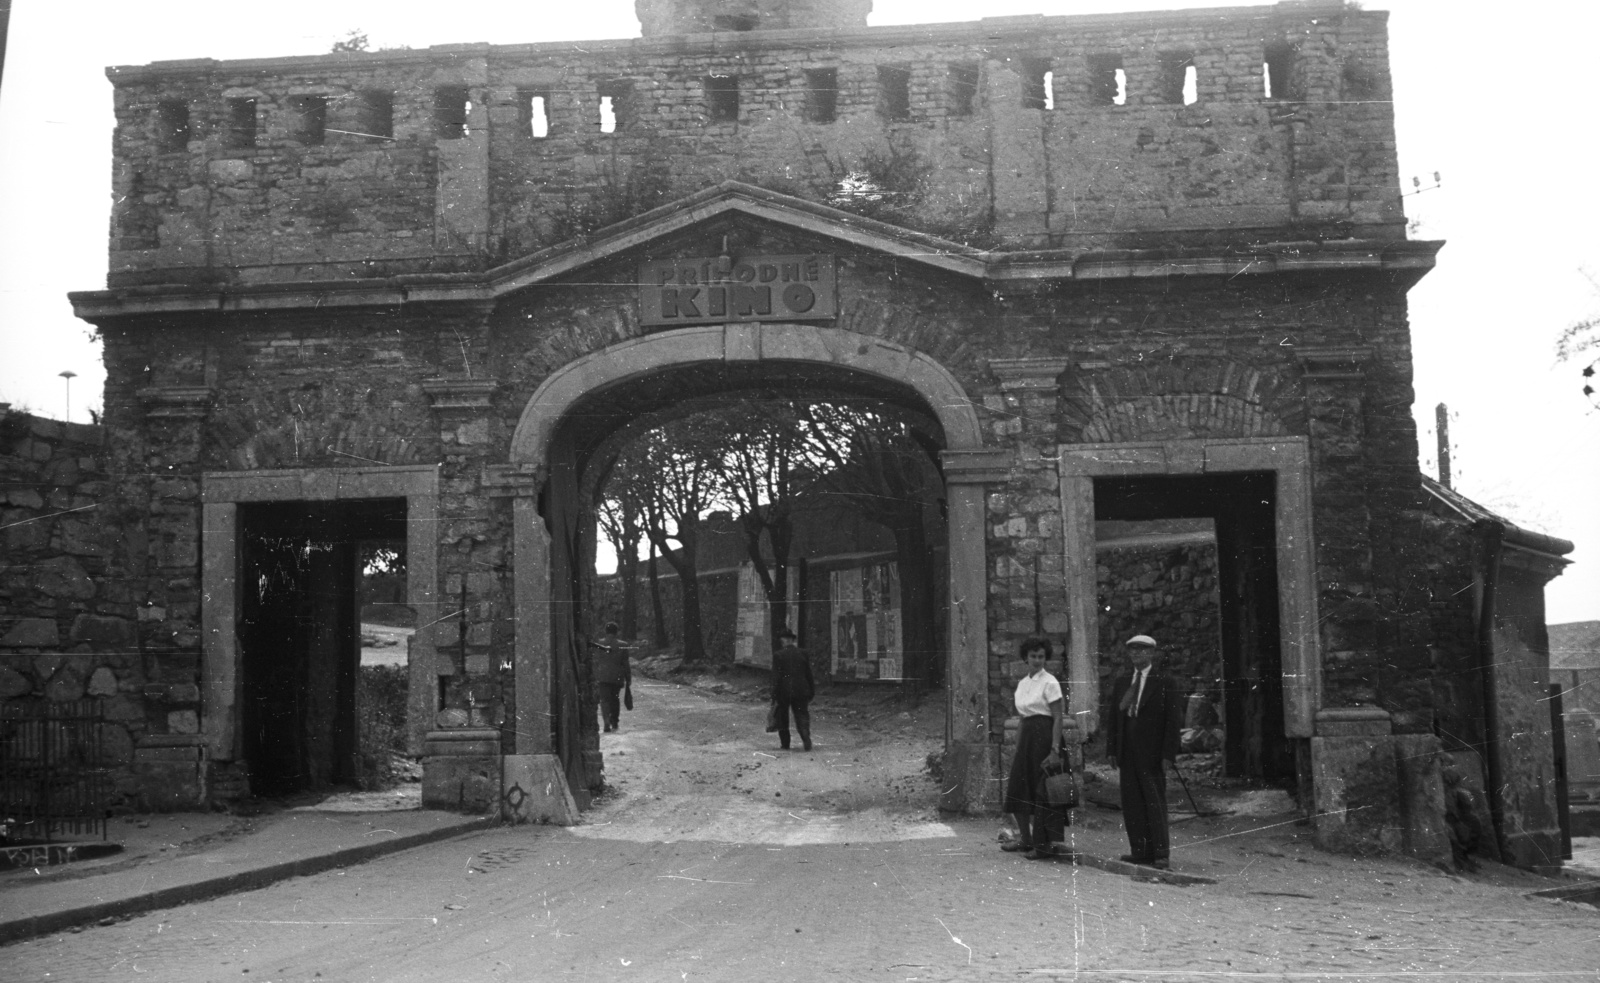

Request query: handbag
[
  {"left": 765, "top": 702, "right": 780, "bottom": 733},
  {"left": 624, "top": 681, "right": 633, "bottom": 711},
  {"left": 1039, "top": 759, "right": 1079, "bottom": 809}
]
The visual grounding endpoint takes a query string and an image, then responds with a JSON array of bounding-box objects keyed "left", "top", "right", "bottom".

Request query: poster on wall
[
  {"left": 734, "top": 564, "right": 797, "bottom": 669},
  {"left": 830, "top": 562, "right": 902, "bottom": 680}
]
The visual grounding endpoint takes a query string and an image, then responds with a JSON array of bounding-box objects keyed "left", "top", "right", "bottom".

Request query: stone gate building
[{"left": 30, "top": 0, "right": 1575, "bottom": 866}]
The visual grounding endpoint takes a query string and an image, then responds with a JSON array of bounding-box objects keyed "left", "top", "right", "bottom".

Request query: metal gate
[{"left": 0, "top": 699, "right": 108, "bottom": 842}]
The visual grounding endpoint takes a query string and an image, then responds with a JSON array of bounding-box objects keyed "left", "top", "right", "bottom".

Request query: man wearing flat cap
[{"left": 1106, "top": 634, "right": 1185, "bottom": 869}]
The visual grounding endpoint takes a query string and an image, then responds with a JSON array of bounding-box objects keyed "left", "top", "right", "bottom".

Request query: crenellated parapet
[{"left": 104, "top": 1, "right": 1399, "bottom": 287}]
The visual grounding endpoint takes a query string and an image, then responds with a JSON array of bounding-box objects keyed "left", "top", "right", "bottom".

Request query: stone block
[
  {"left": 1311, "top": 734, "right": 1403, "bottom": 855},
  {"left": 133, "top": 742, "right": 206, "bottom": 811},
  {"left": 34, "top": 556, "right": 95, "bottom": 601},
  {"left": 0, "top": 666, "right": 33, "bottom": 698},
  {"left": 167, "top": 709, "right": 200, "bottom": 734},
  {"left": 1315, "top": 706, "right": 1392, "bottom": 737},
  {"left": 70, "top": 614, "right": 137, "bottom": 649},
  {"left": 2, "top": 618, "right": 60, "bottom": 648},
  {"left": 87, "top": 666, "right": 119, "bottom": 696},
  {"left": 32, "top": 652, "right": 65, "bottom": 682},
  {"left": 45, "top": 667, "right": 85, "bottom": 701},
  {"left": 937, "top": 741, "right": 1000, "bottom": 815},
  {"left": 1393, "top": 734, "right": 1449, "bottom": 866},
  {"left": 501, "top": 753, "right": 578, "bottom": 825},
  {"left": 423, "top": 754, "right": 499, "bottom": 814}
]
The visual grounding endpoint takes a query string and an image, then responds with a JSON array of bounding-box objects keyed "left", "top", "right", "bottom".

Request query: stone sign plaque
[{"left": 639, "top": 254, "right": 836, "bottom": 327}]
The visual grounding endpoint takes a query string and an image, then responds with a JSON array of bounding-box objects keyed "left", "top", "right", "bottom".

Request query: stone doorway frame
[
  {"left": 505, "top": 323, "right": 992, "bottom": 813},
  {"left": 1057, "top": 438, "right": 1319, "bottom": 741},
  {"left": 199, "top": 466, "right": 441, "bottom": 769}
]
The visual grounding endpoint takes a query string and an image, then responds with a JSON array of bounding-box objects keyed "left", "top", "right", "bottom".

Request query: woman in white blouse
[{"left": 1001, "top": 636, "right": 1066, "bottom": 858}]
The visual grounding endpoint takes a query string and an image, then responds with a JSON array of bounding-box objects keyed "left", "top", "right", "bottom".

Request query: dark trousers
[
  {"left": 1118, "top": 758, "right": 1170, "bottom": 861},
  {"left": 773, "top": 698, "right": 811, "bottom": 748},
  {"left": 598, "top": 683, "right": 624, "bottom": 730}
]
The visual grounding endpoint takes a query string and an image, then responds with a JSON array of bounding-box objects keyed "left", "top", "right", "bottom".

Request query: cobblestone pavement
[{"left": 5, "top": 678, "right": 1596, "bottom": 982}]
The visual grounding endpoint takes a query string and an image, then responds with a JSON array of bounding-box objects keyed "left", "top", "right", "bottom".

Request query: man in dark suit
[
  {"left": 770, "top": 628, "right": 815, "bottom": 751},
  {"left": 1106, "top": 634, "right": 1184, "bottom": 869}
]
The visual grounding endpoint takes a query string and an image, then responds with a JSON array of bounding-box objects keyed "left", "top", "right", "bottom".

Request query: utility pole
[
  {"left": 59, "top": 370, "right": 77, "bottom": 423},
  {"left": 1435, "top": 402, "right": 1452, "bottom": 489}
]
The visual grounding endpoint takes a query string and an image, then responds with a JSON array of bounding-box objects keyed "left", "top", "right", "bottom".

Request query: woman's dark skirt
[{"left": 1004, "top": 715, "right": 1058, "bottom": 812}]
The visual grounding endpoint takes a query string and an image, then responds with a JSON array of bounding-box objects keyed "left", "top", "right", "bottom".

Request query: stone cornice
[
  {"left": 137, "top": 385, "right": 214, "bottom": 419},
  {"left": 482, "top": 464, "right": 545, "bottom": 498},
  {"left": 71, "top": 184, "right": 1443, "bottom": 322},
  {"left": 940, "top": 448, "right": 1015, "bottom": 484},
  {"left": 1297, "top": 346, "right": 1374, "bottom": 380},
  {"left": 422, "top": 378, "right": 498, "bottom": 412},
  {"left": 988, "top": 357, "right": 1073, "bottom": 391}
]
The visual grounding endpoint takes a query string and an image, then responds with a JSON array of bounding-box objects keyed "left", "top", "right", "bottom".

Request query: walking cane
[{"left": 1171, "top": 759, "right": 1217, "bottom": 819}]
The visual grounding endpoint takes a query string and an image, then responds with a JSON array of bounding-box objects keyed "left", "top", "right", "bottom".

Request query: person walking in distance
[
  {"left": 770, "top": 628, "right": 815, "bottom": 751},
  {"left": 1106, "top": 634, "right": 1184, "bottom": 869},
  {"left": 590, "top": 622, "right": 633, "bottom": 733}
]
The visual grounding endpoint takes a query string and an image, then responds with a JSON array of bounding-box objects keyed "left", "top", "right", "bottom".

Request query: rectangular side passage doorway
[
  {"left": 1093, "top": 473, "right": 1291, "bottom": 782},
  {"left": 1058, "top": 439, "right": 1319, "bottom": 788},
  {"left": 237, "top": 499, "right": 406, "bottom": 797}
]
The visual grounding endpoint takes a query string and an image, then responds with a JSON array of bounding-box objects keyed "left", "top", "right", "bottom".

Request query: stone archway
[{"left": 501, "top": 323, "right": 990, "bottom": 819}]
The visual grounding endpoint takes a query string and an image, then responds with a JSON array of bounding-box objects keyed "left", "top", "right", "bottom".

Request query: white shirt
[{"left": 1014, "top": 669, "right": 1062, "bottom": 718}]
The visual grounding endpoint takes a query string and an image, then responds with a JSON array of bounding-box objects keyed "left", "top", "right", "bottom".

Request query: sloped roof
[
  {"left": 1421, "top": 473, "right": 1575, "bottom": 563},
  {"left": 1550, "top": 621, "right": 1600, "bottom": 670}
]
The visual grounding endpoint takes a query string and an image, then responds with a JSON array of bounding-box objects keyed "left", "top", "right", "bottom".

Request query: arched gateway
[
  {"left": 68, "top": 0, "right": 1569, "bottom": 866},
  {"left": 499, "top": 324, "right": 991, "bottom": 822}
]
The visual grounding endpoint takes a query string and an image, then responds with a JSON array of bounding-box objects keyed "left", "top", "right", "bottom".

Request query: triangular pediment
[{"left": 476, "top": 181, "right": 989, "bottom": 298}]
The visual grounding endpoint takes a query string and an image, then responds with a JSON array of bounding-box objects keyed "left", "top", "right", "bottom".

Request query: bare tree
[
  {"left": 597, "top": 489, "right": 644, "bottom": 640},
  {"left": 715, "top": 401, "right": 815, "bottom": 645},
  {"left": 1556, "top": 269, "right": 1599, "bottom": 409},
  {"left": 796, "top": 402, "right": 944, "bottom": 683},
  {"left": 610, "top": 419, "right": 729, "bottom": 662}
]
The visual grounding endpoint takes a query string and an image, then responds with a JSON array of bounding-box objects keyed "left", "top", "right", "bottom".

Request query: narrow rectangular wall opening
[
  {"left": 707, "top": 75, "right": 739, "bottom": 122},
  {"left": 878, "top": 65, "right": 911, "bottom": 120},
  {"left": 352, "top": 90, "right": 393, "bottom": 141},
  {"left": 804, "top": 68, "right": 838, "bottom": 123},
  {"left": 1021, "top": 58, "right": 1053, "bottom": 110},
  {"left": 597, "top": 79, "right": 633, "bottom": 133},
  {"left": 155, "top": 100, "right": 191, "bottom": 153},
  {"left": 1263, "top": 42, "right": 1295, "bottom": 100},
  {"left": 1160, "top": 52, "right": 1196, "bottom": 105},
  {"left": 520, "top": 90, "right": 550, "bottom": 138},
  {"left": 434, "top": 85, "right": 470, "bottom": 139},
  {"left": 1088, "top": 54, "right": 1126, "bottom": 107},
  {"left": 284, "top": 95, "right": 326, "bottom": 145},
  {"left": 948, "top": 63, "right": 979, "bottom": 116},
  {"left": 224, "top": 98, "right": 256, "bottom": 150}
]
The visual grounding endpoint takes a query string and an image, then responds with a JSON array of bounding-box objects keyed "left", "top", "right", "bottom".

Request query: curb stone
[{"left": 0, "top": 816, "right": 499, "bottom": 946}]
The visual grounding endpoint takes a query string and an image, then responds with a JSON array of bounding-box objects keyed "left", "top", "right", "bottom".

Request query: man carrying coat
[
  {"left": 1106, "top": 634, "right": 1184, "bottom": 869},
  {"left": 770, "top": 628, "right": 815, "bottom": 751}
]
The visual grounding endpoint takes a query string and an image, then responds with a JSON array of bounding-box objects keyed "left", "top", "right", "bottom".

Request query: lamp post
[{"left": 59, "top": 370, "right": 77, "bottom": 423}]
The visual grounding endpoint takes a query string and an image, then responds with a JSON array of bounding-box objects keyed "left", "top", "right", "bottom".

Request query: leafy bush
[{"left": 356, "top": 664, "right": 409, "bottom": 789}]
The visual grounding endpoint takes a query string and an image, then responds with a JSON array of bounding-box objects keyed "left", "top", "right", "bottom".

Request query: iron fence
[{"left": 0, "top": 699, "right": 109, "bottom": 843}]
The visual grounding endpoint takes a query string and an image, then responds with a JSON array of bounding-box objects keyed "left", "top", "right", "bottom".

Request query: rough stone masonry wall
[
  {"left": 1096, "top": 541, "right": 1222, "bottom": 701},
  {"left": 104, "top": 1, "right": 1400, "bottom": 286},
  {"left": 0, "top": 409, "right": 151, "bottom": 807}
]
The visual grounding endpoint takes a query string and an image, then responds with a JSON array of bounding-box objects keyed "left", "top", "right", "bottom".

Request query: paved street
[{"left": 5, "top": 677, "right": 1597, "bottom": 982}]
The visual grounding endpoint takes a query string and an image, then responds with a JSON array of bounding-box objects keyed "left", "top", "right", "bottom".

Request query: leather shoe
[
  {"left": 1025, "top": 847, "right": 1055, "bottom": 860},
  {"left": 1000, "top": 841, "right": 1033, "bottom": 852},
  {"left": 1119, "top": 854, "right": 1152, "bottom": 865},
  {"left": 1150, "top": 859, "right": 1171, "bottom": 870}
]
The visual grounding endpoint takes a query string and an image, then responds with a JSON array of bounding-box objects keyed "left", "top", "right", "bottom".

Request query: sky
[{"left": 0, "top": 0, "right": 1595, "bottom": 624}]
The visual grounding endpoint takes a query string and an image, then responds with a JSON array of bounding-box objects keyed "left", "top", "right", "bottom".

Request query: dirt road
[{"left": 7, "top": 676, "right": 1597, "bottom": 982}]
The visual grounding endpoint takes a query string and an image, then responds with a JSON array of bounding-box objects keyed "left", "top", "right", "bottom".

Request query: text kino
[{"left": 640, "top": 254, "right": 837, "bottom": 327}]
